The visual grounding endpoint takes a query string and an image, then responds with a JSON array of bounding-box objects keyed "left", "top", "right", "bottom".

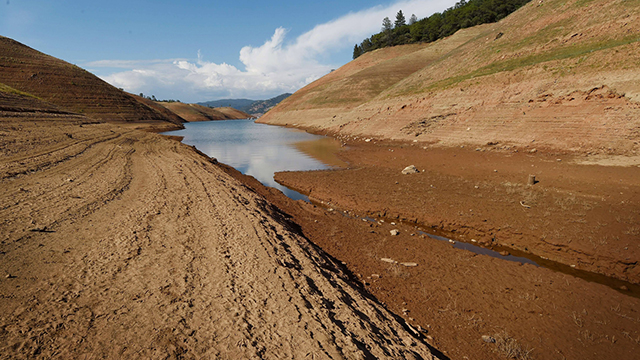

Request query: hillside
[
  {"left": 245, "top": 93, "right": 292, "bottom": 116},
  {"left": 259, "top": 0, "right": 640, "bottom": 155},
  {"left": 155, "top": 102, "right": 250, "bottom": 122},
  {"left": 0, "top": 36, "right": 181, "bottom": 126},
  {"left": 197, "top": 98, "right": 255, "bottom": 110},
  {"left": 197, "top": 94, "right": 291, "bottom": 117}
]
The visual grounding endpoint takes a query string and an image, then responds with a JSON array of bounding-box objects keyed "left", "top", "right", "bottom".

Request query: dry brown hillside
[
  {"left": 260, "top": 0, "right": 640, "bottom": 155},
  {"left": 0, "top": 36, "right": 181, "bottom": 126},
  {"left": 157, "top": 102, "right": 251, "bottom": 122}
]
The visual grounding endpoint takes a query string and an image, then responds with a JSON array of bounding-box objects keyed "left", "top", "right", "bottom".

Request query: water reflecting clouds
[{"left": 164, "top": 119, "right": 334, "bottom": 200}]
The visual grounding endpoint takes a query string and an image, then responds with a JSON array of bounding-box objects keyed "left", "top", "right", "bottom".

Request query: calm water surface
[{"left": 163, "top": 119, "right": 342, "bottom": 200}]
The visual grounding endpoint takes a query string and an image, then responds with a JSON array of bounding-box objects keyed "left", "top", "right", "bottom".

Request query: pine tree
[
  {"left": 395, "top": 10, "right": 406, "bottom": 28},
  {"left": 409, "top": 14, "right": 418, "bottom": 25},
  {"left": 382, "top": 17, "right": 392, "bottom": 32},
  {"left": 353, "top": 44, "right": 363, "bottom": 59}
]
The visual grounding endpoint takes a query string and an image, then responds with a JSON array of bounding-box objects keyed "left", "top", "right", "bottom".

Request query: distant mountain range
[{"left": 198, "top": 93, "right": 291, "bottom": 117}]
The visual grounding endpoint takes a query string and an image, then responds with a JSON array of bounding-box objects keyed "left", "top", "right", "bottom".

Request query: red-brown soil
[
  {"left": 226, "top": 138, "right": 640, "bottom": 360},
  {"left": 277, "top": 140, "right": 640, "bottom": 285}
]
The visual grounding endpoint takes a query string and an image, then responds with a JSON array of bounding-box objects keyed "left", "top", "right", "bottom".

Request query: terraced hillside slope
[
  {"left": 259, "top": 0, "right": 640, "bottom": 155},
  {"left": 0, "top": 36, "right": 181, "bottom": 126},
  {"left": 157, "top": 102, "right": 251, "bottom": 122}
]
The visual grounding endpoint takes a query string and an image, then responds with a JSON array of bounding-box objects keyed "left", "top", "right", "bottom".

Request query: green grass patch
[
  {"left": 425, "top": 35, "right": 640, "bottom": 91},
  {"left": 0, "top": 82, "right": 38, "bottom": 98}
]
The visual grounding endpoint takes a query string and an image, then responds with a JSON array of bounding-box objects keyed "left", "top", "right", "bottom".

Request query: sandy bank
[{"left": 0, "top": 117, "right": 437, "bottom": 359}]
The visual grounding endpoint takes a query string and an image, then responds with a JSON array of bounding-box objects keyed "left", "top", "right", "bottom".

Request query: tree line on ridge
[{"left": 353, "top": 0, "right": 531, "bottom": 59}]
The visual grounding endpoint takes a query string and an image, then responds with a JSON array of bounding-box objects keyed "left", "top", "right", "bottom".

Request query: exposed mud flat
[
  {"left": 267, "top": 138, "right": 640, "bottom": 360},
  {"left": 0, "top": 116, "right": 438, "bottom": 359}
]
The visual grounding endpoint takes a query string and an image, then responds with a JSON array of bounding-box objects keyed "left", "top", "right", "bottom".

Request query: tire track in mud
[
  {"left": 0, "top": 131, "right": 121, "bottom": 180},
  {"left": 0, "top": 124, "right": 438, "bottom": 359},
  {"left": 177, "top": 152, "right": 435, "bottom": 359},
  {"left": 0, "top": 133, "right": 137, "bottom": 249}
]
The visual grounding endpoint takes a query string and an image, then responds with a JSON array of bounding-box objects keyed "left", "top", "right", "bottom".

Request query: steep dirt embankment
[
  {"left": 157, "top": 102, "right": 251, "bottom": 122},
  {"left": 0, "top": 115, "right": 436, "bottom": 359},
  {"left": 0, "top": 36, "right": 181, "bottom": 126},
  {"left": 259, "top": 0, "right": 640, "bottom": 155}
]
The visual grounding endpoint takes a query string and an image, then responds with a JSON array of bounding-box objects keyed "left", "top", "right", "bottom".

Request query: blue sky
[{"left": 2, "top": 0, "right": 457, "bottom": 102}]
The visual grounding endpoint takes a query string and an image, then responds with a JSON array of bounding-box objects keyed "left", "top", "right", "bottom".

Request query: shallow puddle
[{"left": 331, "top": 207, "right": 640, "bottom": 299}]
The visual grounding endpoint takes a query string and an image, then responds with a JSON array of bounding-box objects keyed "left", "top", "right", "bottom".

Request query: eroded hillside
[
  {"left": 259, "top": 0, "right": 640, "bottom": 155},
  {"left": 0, "top": 36, "right": 182, "bottom": 126}
]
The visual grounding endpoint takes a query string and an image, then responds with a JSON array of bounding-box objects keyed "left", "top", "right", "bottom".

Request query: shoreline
[
  {"left": 0, "top": 119, "right": 440, "bottom": 359},
  {"left": 2, "top": 117, "right": 639, "bottom": 359},
  {"left": 211, "top": 133, "right": 640, "bottom": 360}
]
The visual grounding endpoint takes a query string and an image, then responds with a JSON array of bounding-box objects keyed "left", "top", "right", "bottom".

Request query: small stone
[
  {"left": 620, "top": 285, "right": 629, "bottom": 291},
  {"left": 380, "top": 258, "right": 397, "bottom": 263},
  {"left": 499, "top": 251, "right": 510, "bottom": 256},
  {"left": 448, "top": 239, "right": 455, "bottom": 244},
  {"left": 390, "top": 229, "right": 400, "bottom": 236},
  {"left": 530, "top": 148, "right": 537, "bottom": 153},
  {"left": 402, "top": 165, "right": 419, "bottom": 174},
  {"left": 482, "top": 335, "right": 496, "bottom": 343},
  {"left": 401, "top": 262, "right": 418, "bottom": 267},
  {"left": 365, "top": 138, "right": 371, "bottom": 142},
  {"left": 371, "top": 274, "right": 380, "bottom": 279}
]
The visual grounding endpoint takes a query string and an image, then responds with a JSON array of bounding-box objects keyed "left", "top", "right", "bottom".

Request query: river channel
[
  {"left": 163, "top": 119, "right": 344, "bottom": 201},
  {"left": 163, "top": 119, "right": 639, "bottom": 298}
]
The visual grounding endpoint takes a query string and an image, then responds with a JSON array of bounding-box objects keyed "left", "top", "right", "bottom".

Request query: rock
[
  {"left": 499, "top": 251, "right": 510, "bottom": 256},
  {"left": 401, "top": 262, "right": 418, "bottom": 267},
  {"left": 482, "top": 335, "right": 496, "bottom": 343},
  {"left": 402, "top": 165, "right": 419, "bottom": 175},
  {"left": 390, "top": 229, "right": 400, "bottom": 236}
]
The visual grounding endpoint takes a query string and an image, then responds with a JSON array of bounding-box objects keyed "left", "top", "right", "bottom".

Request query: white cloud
[{"left": 90, "top": 0, "right": 455, "bottom": 102}]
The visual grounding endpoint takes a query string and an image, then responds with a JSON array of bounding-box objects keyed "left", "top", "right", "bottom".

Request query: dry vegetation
[{"left": 260, "top": 0, "right": 640, "bottom": 156}]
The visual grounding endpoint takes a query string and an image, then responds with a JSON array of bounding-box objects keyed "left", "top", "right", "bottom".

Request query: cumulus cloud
[{"left": 89, "top": 0, "right": 455, "bottom": 102}]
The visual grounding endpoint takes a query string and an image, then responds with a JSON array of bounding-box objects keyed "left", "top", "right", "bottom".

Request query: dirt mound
[
  {"left": 259, "top": 0, "right": 640, "bottom": 155},
  {"left": 157, "top": 102, "right": 251, "bottom": 122},
  {"left": 0, "top": 36, "right": 181, "bottom": 126}
]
